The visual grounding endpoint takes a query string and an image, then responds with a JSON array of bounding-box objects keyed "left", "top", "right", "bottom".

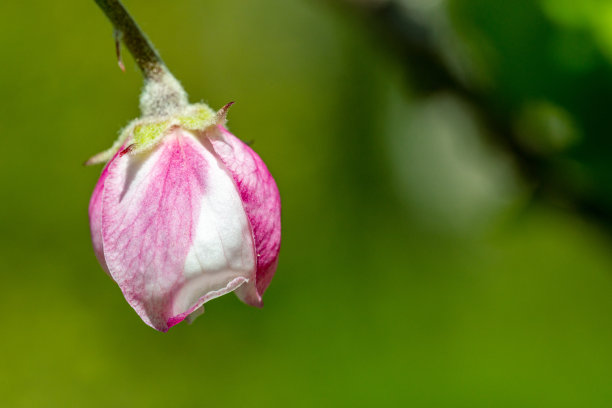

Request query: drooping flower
[{"left": 88, "top": 103, "right": 281, "bottom": 332}]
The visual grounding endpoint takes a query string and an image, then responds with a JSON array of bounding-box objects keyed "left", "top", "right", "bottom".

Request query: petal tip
[{"left": 216, "top": 101, "right": 235, "bottom": 125}]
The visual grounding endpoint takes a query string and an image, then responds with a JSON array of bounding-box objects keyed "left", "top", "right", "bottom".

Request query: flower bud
[{"left": 88, "top": 104, "right": 281, "bottom": 332}]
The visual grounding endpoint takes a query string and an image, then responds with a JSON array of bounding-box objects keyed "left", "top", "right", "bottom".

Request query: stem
[
  {"left": 95, "top": 0, "right": 164, "bottom": 80},
  {"left": 94, "top": 0, "right": 188, "bottom": 116}
]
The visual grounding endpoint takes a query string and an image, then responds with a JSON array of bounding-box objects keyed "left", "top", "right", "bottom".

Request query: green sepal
[{"left": 85, "top": 103, "right": 218, "bottom": 165}]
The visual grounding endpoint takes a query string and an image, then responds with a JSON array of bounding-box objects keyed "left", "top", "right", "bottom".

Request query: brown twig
[{"left": 94, "top": 0, "right": 165, "bottom": 80}]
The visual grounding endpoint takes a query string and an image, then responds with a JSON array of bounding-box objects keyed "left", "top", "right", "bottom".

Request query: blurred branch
[{"left": 337, "top": 0, "right": 612, "bottom": 230}]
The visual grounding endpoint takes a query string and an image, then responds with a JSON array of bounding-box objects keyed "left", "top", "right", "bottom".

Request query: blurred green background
[{"left": 2, "top": 0, "right": 612, "bottom": 406}]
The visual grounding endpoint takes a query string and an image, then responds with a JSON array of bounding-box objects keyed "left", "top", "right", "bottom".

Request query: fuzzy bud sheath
[{"left": 87, "top": 82, "right": 281, "bottom": 332}]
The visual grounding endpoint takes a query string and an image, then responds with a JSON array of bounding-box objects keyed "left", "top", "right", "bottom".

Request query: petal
[
  {"left": 88, "top": 164, "right": 110, "bottom": 275},
  {"left": 101, "top": 128, "right": 254, "bottom": 331},
  {"left": 209, "top": 126, "right": 281, "bottom": 306},
  {"left": 173, "top": 137, "right": 255, "bottom": 322}
]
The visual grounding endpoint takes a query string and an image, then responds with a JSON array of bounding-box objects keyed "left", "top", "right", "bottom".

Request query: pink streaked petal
[
  {"left": 209, "top": 126, "right": 281, "bottom": 306},
  {"left": 88, "top": 163, "right": 111, "bottom": 276},
  {"left": 101, "top": 129, "right": 209, "bottom": 332}
]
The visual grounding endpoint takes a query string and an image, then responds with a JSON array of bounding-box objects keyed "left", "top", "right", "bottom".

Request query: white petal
[{"left": 173, "top": 138, "right": 256, "bottom": 317}]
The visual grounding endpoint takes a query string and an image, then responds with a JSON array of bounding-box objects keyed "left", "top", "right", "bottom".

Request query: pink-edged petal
[
  {"left": 174, "top": 136, "right": 255, "bottom": 322},
  {"left": 209, "top": 126, "right": 281, "bottom": 307},
  {"left": 167, "top": 276, "right": 247, "bottom": 327},
  {"left": 102, "top": 130, "right": 205, "bottom": 331},
  {"left": 88, "top": 164, "right": 111, "bottom": 275}
]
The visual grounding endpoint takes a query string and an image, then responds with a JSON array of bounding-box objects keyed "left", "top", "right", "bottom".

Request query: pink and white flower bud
[{"left": 88, "top": 106, "right": 281, "bottom": 332}]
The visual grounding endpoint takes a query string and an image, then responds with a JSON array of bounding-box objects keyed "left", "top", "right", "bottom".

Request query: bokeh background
[{"left": 2, "top": 0, "right": 612, "bottom": 406}]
